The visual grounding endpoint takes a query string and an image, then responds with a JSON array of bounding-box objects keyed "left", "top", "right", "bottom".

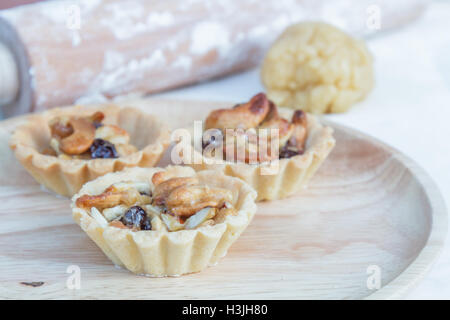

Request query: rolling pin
[
  {"left": 0, "top": 0, "right": 429, "bottom": 117},
  {"left": 0, "top": 42, "right": 18, "bottom": 106}
]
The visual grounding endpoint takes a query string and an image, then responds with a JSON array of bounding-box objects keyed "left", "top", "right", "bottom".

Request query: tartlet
[
  {"left": 71, "top": 166, "right": 257, "bottom": 276},
  {"left": 180, "top": 93, "right": 335, "bottom": 201},
  {"left": 9, "top": 104, "right": 170, "bottom": 197}
]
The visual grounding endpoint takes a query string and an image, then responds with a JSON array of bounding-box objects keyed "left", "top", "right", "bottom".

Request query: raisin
[
  {"left": 89, "top": 138, "right": 118, "bottom": 159},
  {"left": 202, "top": 135, "right": 217, "bottom": 149},
  {"left": 120, "top": 206, "right": 151, "bottom": 230},
  {"left": 279, "top": 146, "right": 304, "bottom": 159},
  {"left": 141, "top": 219, "right": 152, "bottom": 230},
  {"left": 202, "top": 129, "right": 223, "bottom": 150}
]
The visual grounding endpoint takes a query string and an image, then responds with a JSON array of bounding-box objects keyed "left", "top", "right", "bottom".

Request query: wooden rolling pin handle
[{"left": 0, "top": 42, "right": 18, "bottom": 106}]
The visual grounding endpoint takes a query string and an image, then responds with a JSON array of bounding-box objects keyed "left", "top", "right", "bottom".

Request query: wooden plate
[{"left": 0, "top": 99, "right": 447, "bottom": 299}]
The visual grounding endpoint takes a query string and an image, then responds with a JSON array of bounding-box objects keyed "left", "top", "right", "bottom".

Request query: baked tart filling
[
  {"left": 75, "top": 171, "right": 238, "bottom": 232},
  {"left": 202, "top": 92, "right": 307, "bottom": 163},
  {"left": 10, "top": 104, "right": 171, "bottom": 197},
  {"left": 44, "top": 111, "right": 138, "bottom": 159}
]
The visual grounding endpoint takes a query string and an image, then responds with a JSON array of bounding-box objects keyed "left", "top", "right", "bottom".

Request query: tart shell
[
  {"left": 71, "top": 166, "right": 257, "bottom": 277},
  {"left": 9, "top": 104, "right": 171, "bottom": 197},
  {"left": 183, "top": 108, "right": 335, "bottom": 201}
]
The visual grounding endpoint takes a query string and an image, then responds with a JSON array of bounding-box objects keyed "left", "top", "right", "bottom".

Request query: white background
[{"left": 155, "top": 1, "right": 450, "bottom": 299}]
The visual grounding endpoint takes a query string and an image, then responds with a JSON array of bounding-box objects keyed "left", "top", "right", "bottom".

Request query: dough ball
[{"left": 261, "top": 22, "right": 374, "bottom": 113}]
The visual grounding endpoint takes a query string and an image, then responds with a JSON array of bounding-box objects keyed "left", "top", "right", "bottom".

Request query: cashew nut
[
  {"left": 259, "top": 101, "right": 295, "bottom": 148},
  {"left": 166, "top": 185, "right": 233, "bottom": 218},
  {"left": 89, "top": 111, "right": 104, "bottom": 124},
  {"left": 76, "top": 184, "right": 151, "bottom": 211},
  {"left": 49, "top": 120, "right": 74, "bottom": 139},
  {"left": 49, "top": 111, "right": 107, "bottom": 155},
  {"left": 291, "top": 110, "right": 308, "bottom": 151},
  {"left": 57, "top": 118, "right": 96, "bottom": 155},
  {"left": 205, "top": 92, "right": 270, "bottom": 130},
  {"left": 152, "top": 177, "right": 199, "bottom": 206},
  {"left": 151, "top": 171, "right": 176, "bottom": 186},
  {"left": 205, "top": 93, "right": 308, "bottom": 162},
  {"left": 222, "top": 128, "right": 278, "bottom": 163}
]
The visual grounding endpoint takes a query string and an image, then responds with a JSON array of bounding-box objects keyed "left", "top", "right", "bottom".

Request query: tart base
[
  {"left": 9, "top": 104, "right": 170, "bottom": 197},
  {"left": 184, "top": 108, "right": 335, "bottom": 201},
  {"left": 71, "top": 166, "right": 257, "bottom": 277}
]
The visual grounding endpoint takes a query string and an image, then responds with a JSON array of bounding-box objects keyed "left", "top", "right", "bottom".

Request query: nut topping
[
  {"left": 152, "top": 177, "right": 199, "bottom": 206},
  {"left": 76, "top": 184, "right": 151, "bottom": 211},
  {"left": 205, "top": 92, "right": 270, "bottom": 130},
  {"left": 204, "top": 93, "right": 308, "bottom": 161},
  {"left": 58, "top": 118, "right": 96, "bottom": 155},
  {"left": 166, "top": 185, "right": 232, "bottom": 218},
  {"left": 47, "top": 111, "right": 137, "bottom": 159},
  {"left": 89, "top": 111, "right": 105, "bottom": 125},
  {"left": 291, "top": 110, "right": 308, "bottom": 152},
  {"left": 77, "top": 174, "right": 237, "bottom": 232},
  {"left": 49, "top": 121, "right": 74, "bottom": 139},
  {"left": 150, "top": 172, "right": 232, "bottom": 219}
]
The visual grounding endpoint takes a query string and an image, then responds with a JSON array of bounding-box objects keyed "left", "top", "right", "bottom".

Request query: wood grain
[{"left": 0, "top": 99, "right": 446, "bottom": 299}]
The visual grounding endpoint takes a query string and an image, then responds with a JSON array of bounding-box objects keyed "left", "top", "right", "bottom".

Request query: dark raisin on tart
[
  {"left": 90, "top": 138, "right": 118, "bottom": 159},
  {"left": 202, "top": 128, "right": 223, "bottom": 150},
  {"left": 279, "top": 135, "right": 305, "bottom": 159},
  {"left": 279, "top": 145, "right": 303, "bottom": 159},
  {"left": 120, "top": 206, "right": 151, "bottom": 230}
]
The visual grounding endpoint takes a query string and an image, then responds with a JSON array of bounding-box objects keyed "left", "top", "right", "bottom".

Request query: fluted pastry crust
[
  {"left": 71, "top": 166, "right": 257, "bottom": 277},
  {"left": 9, "top": 104, "right": 170, "bottom": 197},
  {"left": 184, "top": 108, "right": 335, "bottom": 201}
]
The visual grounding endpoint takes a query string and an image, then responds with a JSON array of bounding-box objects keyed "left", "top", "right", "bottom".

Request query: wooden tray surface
[{"left": 0, "top": 99, "right": 446, "bottom": 299}]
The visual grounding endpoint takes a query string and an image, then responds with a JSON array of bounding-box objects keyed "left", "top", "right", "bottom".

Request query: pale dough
[{"left": 261, "top": 22, "right": 374, "bottom": 113}]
